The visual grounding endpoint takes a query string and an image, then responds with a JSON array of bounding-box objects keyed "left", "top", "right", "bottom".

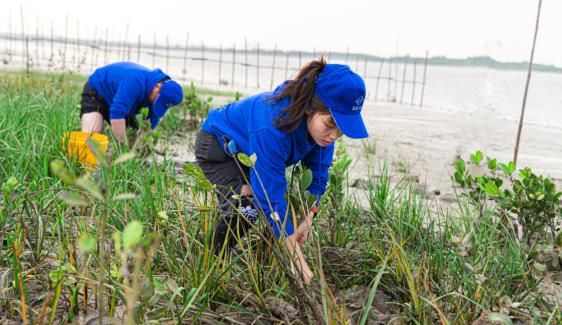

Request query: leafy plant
[{"left": 453, "top": 150, "right": 562, "bottom": 245}]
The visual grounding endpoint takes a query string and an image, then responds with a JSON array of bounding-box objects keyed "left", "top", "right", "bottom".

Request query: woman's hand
[
  {"left": 296, "top": 210, "right": 314, "bottom": 245},
  {"left": 284, "top": 235, "right": 313, "bottom": 285}
]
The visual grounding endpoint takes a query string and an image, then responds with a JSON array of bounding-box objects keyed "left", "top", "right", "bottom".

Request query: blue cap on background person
[
  {"left": 314, "top": 64, "right": 368, "bottom": 139},
  {"left": 150, "top": 80, "right": 184, "bottom": 128}
]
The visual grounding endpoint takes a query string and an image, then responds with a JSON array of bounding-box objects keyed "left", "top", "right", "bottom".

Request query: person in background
[{"left": 80, "top": 61, "right": 183, "bottom": 147}]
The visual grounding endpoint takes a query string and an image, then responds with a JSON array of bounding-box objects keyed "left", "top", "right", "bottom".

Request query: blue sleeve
[
  {"left": 109, "top": 77, "right": 143, "bottom": 120},
  {"left": 302, "top": 143, "right": 334, "bottom": 199},
  {"left": 249, "top": 129, "right": 294, "bottom": 238}
]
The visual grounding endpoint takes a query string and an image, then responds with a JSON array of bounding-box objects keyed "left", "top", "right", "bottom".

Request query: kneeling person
[{"left": 80, "top": 61, "right": 183, "bottom": 147}]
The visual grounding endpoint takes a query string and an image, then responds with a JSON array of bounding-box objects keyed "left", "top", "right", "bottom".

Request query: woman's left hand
[{"left": 296, "top": 211, "right": 314, "bottom": 245}]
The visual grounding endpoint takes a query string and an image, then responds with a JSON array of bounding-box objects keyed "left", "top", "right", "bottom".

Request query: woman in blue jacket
[{"left": 195, "top": 57, "right": 368, "bottom": 285}]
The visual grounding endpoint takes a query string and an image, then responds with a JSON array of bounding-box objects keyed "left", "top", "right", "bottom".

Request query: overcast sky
[{"left": 2, "top": 0, "right": 560, "bottom": 66}]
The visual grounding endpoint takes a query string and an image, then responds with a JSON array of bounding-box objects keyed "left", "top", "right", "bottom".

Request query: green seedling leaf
[
  {"left": 470, "top": 150, "right": 483, "bottom": 165},
  {"left": 123, "top": 220, "right": 143, "bottom": 250},
  {"left": 499, "top": 161, "right": 515, "bottom": 175},
  {"left": 237, "top": 152, "right": 256, "bottom": 167},
  {"left": 533, "top": 262, "right": 547, "bottom": 273},
  {"left": 454, "top": 159, "right": 466, "bottom": 173},
  {"left": 488, "top": 312, "right": 512, "bottom": 325},
  {"left": 113, "top": 193, "right": 137, "bottom": 201},
  {"left": 183, "top": 164, "right": 212, "bottom": 190},
  {"left": 113, "top": 231, "right": 122, "bottom": 254},
  {"left": 78, "top": 233, "right": 96, "bottom": 254},
  {"left": 140, "top": 107, "right": 149, "bottom": 117},
  {"left": 57, "top": 191, "right": 88, "bottom": 206},
  {"left": 462, "top": 262, "right": 475, "bottom": 273},
  {"left": 487, "top": 157, "right": 498, "bottom": 170},
  {"left": 2, "top": 176, "right": 19, "bottom": 195},
  {"left": 86, "top": 138, "right": 107, "bottom": 165},
  {"left": 113, "top": 151, "right": 136, "bottom": 165},
  {"left": 50, "top": 159, "right": 77, "bottom": 185},
  {"left": 158, "top": 211, "right": 169, "bottom": 221},
  {"left": 483, "top": 181, "right": 501, "bottom": 197},
  {"left": 300, "top": 168, "right": 313, "bottom": 189},
  {"left": 75, "top": 175, "right": 103, "bottom": 200}
]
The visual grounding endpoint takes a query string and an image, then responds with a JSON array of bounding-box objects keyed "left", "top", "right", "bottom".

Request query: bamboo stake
[
  {"left": 244, "top": 37, "right": 248, "bottom": 88},
  {"left": 231, "top": 44, "right": 236, "bottom": 87},
  {"left": 103, "top": 27, "right": 108, "bottom": 64},
  {"left": 256, "top": 42, "right": 260, "bottom": 88},
  {"left": 400, "top": 60, "right": 407, "bottom": 103},
  {"left": 218, "top": 44, "right": 223, "bottom": 85},
  {"left": 270, "top": 43, "right": 277, "bottom": 89},
  {"left": 137, "top": 34, "right": 141, "bottom": 62},
  {"left": 152, "top": 32, "right": 156, "bottom": 67},
  {"left": 166, "top": 35, "right": 170, "bottom": 71},
  {"left": 387, "top": 58, "right": 392, "bottom": 98},
  {"left": 182, "top": 32, "right": 189, "bottom": 79},
  {"left": 410, "top": 60, "right": 417, "bottom": 106},
  {"left": 420, "top": 51, "right": 429, "bottom": 107},
  {"left": 35, "top": 17, "right": 40, "bottom": 68},
  {"left": 374, "top": 59, "right": 384, "bottom": 101},
  {"left": 201, "top": 41, "right": 205, "bottom": 85},
  {"left": 284, "top": 51, "right": 290, "bottom": 79},
  {"left": 513, "top": 0, "right": 543, "bottom": 167},
  {"left": 90, "top": 27, "right": 98, "bottom": 70},
  {"left": 63, "top": 14, "right": 68, "bottom": 70}
]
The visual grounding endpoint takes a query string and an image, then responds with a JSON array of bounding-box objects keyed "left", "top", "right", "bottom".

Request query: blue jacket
[
  {"left": 88, "top": 62, "right": 169, "bottom": 128},
  {"left": 201, "top": 82, "right": 334, "bottom": 238}
]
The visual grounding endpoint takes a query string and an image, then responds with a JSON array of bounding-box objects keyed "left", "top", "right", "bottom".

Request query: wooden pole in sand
[
  {"left": 374, "top": 59, "right": 384, "bottom": 101},
  {"left": 201, "top": 41, "right": 205, "bottom": 85},
  {"left": 513, "top": 0, "right": 542, "bottom": 167},
  {"left": 400, "top": 60, "right": 407, "bottom": 104},
  {"left": 103, "top": 28, "right": 109, "bottom": 64},
  {"left": 244, "top": 38, "right": 248, "bottom": 88},
  {"left": 420, "top": 51, "right": 429, "bottom": 107},
  {"left": 25, "top": 37, "right": 30, "bottom": 74},
  {"left": 410, "top": 60, "right": 417, "bottom": 106},
  {"left": 387, "top": 58, "right": 392, "bottom": 99},
  {"left": 90, "top": 28, "right": 98, "bottom": 70},
  {"left": 256, "top": 42, "right": 260, "bottom": 88},
  {"left": 35, "top": 17, "right": 40, "bottom": 67},
  {"left": 231, "top": 44, "right": 236, "bottom": 87},
  {"left": 218, "top": 44, "right": 223, "bottom": 85},
  {"left": 284, "top": 51, "right": 290, "bottom": 79},
  {"left": 270, "top": 43, "right": 277, "bottom": 89},
  {"left": 137, "top": 34, "right": 141, "bottom": 62},
  {"left": 166, "top": 35, "right": 170, "bottom": 71},
  {"left": 152, "top": 33, "right": 156, "bottom": 67},
  {"left": 183, "top": 32, "right": 189, "bottom": 80}
]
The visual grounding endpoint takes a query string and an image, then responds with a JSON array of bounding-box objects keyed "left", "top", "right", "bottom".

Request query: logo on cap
[{"left": 352, "top": 96, "right": 364, "bottom": 111}]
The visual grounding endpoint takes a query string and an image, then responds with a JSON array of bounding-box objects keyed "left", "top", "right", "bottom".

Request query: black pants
[
  {"left": 79, "top": 82, "right": 139, "bottom": 129},
  {"left": 194, "top": 130, "right": 255, "bottom": 254}
]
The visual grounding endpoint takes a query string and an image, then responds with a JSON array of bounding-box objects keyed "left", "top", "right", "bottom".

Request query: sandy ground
[
  {"left": 157, "top": 99, "right": 562, "bottom": 208},
  {"left": 343, "top": 101, "right": 562, "bottom": 205}
]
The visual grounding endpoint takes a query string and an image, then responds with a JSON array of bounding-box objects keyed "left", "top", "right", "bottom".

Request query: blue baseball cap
[
  {"left": 150, "top": 80, "right": 183, "bottom": 128},
  {"left": 314, "top": 64, "right": 368, "bottom": 139}
]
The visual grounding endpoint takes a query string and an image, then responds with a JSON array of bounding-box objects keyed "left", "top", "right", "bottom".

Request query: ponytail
[{"left": 271, "top": 56, "right": 329, "bottom": 133}]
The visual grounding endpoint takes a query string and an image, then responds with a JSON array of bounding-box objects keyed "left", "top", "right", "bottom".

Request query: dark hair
[{"left": 270, "top": 56, "right": 333, "bottom": 133}]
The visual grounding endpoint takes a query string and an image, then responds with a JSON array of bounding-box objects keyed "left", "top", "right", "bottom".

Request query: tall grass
[{"left": 0, "top": 70, "right": 559, "bottom": 324}]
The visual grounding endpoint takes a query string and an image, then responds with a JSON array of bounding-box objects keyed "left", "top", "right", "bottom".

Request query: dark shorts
[
  {"left": 79, "top": 82, "right": 139, "bottom": 129},
  {"left": 194, "top": 130, "right": 253, "bottom": 253}
]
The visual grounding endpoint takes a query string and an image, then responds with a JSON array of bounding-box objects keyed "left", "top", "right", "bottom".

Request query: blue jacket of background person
[
  {"left": 201, "top": 82, "right": 335, "bottom": 238},
  {"left": 88, "top": 62, "right": 170, "bottom": 128}
]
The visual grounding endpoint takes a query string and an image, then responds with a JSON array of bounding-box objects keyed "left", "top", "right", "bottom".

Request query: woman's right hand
[{"left": 284, "top": 235, "right": 313, "bottom": 285}]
